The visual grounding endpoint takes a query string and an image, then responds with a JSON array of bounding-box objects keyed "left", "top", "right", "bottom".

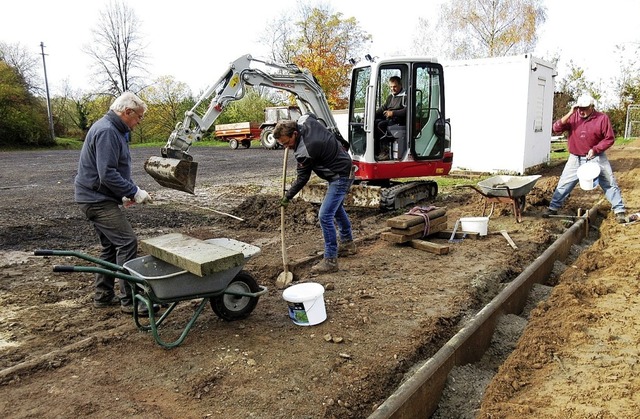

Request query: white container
[
  {"left": 282, "top": 282, "right": 327, "bottom": 326},
  {"left": 459, "top": 216, "right": 489, "bottom": 236},
  {"left": 577, "top": 161, "right": 600, "bottom": 191}
]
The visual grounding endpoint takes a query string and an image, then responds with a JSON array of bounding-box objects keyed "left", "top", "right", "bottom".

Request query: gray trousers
[{"left": 79, "top": 201, "right": 137, "bottom": 306}]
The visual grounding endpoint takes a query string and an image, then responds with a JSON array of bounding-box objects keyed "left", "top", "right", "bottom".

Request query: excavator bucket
[{"left": 144, "top": 156, "right": 198, "bottom": 194}]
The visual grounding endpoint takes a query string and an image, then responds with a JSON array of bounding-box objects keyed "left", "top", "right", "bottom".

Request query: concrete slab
[{"left": 140, "top": 233, "right": 244, "bottom": 277}]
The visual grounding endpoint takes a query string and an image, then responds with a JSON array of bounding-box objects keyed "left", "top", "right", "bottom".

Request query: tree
[
  {"left": 608, "top": 43, "right": 640, "bottom": 136},
  {"left": 0, "top": 61, "right": 52, "bottom": 147},
  {"left": 262, "top": 2, "right": 371, "bottom": 109},
  {"left": 138, "top": 76, "right": 194, "bottom": 143},
  {"left": 0, "top": 41, "right": 43, "bottom": 95},
  {"left": 51, "top": 81, "right": 95, "bottom": 139},
  {"left": 438, "top": 0, "right": 546, "bottom": 59},
  {"left": 84, "top": 0, "right": 147, "bottom": 95},
  {"left": 412, "top": 17, "right": 440, "bottom": 57},
  {"left": 262, "top": 15, "right": 298, "bottom": 64}
]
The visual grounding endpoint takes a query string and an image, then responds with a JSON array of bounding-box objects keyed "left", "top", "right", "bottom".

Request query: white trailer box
[
  {"left": 332, "top": 109, "right": 348, "bottom": 139},
  {"left": 442, "top": 54, "right": 556, "bottom": 174}
]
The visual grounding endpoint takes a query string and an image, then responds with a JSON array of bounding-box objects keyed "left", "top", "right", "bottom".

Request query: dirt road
[{"left": 0, "top": 142, "right": 638, "bottom": 418}]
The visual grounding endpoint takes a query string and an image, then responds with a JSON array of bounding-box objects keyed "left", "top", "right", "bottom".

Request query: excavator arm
[{"left": 145, "top": 54, "right": 343, "bottom": 193}]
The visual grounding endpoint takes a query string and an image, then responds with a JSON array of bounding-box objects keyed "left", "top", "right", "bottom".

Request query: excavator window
[
  {"left": 412, "top": 64, "right": 445, "bottom": 160},
  {"left": 348, "top": 66, "right": 371, "bottom": 155}
]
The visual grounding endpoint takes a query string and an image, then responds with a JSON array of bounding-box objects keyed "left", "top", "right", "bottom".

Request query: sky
[{"left": 2, "top": 0, "right": 639, "bottom": 105}]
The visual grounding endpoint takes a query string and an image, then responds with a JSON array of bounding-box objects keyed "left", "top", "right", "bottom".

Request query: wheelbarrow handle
[
  {"left": 34, "top": 249, "right": 127, "bottom": 272},
  {"left": 34, "top": 249, "right": 54, "bottom": 256},
  {"left": 52, "top": 265, "right": 145, "bottom": 285},
  {"left": 455, "top": 184, "right": 487, "bottom": 196},
  {"left": 53, "top": 265, "right": 76, "bottom": 272}
]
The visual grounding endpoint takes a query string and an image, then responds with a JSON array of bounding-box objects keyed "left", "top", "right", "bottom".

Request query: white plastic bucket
[
  {"left": 577, "top": 161, "right": 600, "bottom": 191},
  {"left": 459, "top": 216, "right": 489, "bottom": 236},
  {"left": 282, "top": 282, "right": 326, "bottom": 326}
]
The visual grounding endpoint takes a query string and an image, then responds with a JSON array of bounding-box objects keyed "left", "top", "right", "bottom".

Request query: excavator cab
[{"left": 348, "top": 58, "right": 452, "bottom": 180}]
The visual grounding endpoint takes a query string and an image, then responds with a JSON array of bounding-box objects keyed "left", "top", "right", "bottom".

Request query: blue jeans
[
  {"left": 79, "top": 201, "right": 138, "bottom": 305},
  {"left": 549, "top": 153, "right": 625, "bottom": 214},
  {"left": 318, "top": 176, "right": 354, "bottom": 259}
]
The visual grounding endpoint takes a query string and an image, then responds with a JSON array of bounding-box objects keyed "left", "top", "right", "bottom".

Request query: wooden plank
[
  {"left": 386, "top": 208, "right": 447, "bottom": 229},
  {"left": 389, "top": 215, "right": 448, "bottom": 235},
  {"left": 500, "top": 230, "right": 518, "bottom": 249},
  {"left": 409, "top": 240, "right": 450, "bottom": 255},
  {"left": 381, "top": 222, "right": 448, "bottom": 244},
  {"left": 140, "top": 233, "right": 244, "bottom": 277}
]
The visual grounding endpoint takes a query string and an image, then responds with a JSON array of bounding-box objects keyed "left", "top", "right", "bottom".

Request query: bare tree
[
  {"left": 438, "top": 0, "right": 546, "bottom": 59},
  {"left": 261, "top": 14, "right": 297, "bottom": 64},
  {"left": 0, "top": 41, "right": 43, "bottom": 95},
  {"left": 412, "top": 17, "right": 441, "bottom": 57},
  {"left": 83, "top": 0, "right": 147, "bottom": 95}
]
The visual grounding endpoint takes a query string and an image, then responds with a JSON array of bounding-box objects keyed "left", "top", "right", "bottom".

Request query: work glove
[
  {"left": 134, "top": 188, "right": 153, "bottom": 204},
  {"left": 280, "top": 197, "right": 290, "bottom": 208}
]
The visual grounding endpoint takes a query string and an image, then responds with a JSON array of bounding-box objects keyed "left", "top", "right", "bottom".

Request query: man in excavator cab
[{"left": 374, "top": 75, "right": 406, "bottom": 160}]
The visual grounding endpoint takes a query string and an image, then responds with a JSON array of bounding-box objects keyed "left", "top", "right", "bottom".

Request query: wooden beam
[
  {"left": 389, "top": 216, "right": 448, "bottom": 236},
  {"left": 381, "top": 222, "right": 448, "bottom": 243},
  {"left": 409, "top": 239, "right": 450, "bottom": 255},
  {"left": 386, "top": 208, "right": 447, "bottom": 229}
]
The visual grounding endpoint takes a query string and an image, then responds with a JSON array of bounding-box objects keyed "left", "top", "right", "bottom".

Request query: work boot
[
  {"left": 541, "top": 208, "right": 557, "bottom": 218},
  {"left": 93, "top": 294, "right": 120, "bottom": 308},
  {"left": 615, "top": 212, "right": 627, "bottom": 224},
  {"left": 338, "top": 240, "right": 357, "bottom": 257},
  {"left": 310, "top": 258, "right": 338, "bottom": 274}
]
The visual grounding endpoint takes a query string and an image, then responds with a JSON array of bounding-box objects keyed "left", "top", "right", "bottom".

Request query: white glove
[{"left": 134, "top": 188, "right": 153, "bottom": 204}]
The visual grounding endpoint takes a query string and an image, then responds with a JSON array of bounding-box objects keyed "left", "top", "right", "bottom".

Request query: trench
[{"left": 367, "top": 203, "right": 600, "bottom": 419}]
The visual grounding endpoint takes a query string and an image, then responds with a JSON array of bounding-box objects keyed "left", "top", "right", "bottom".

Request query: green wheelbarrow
[{"left": 34, "top": 238, "right": 268, "bottom": 349}]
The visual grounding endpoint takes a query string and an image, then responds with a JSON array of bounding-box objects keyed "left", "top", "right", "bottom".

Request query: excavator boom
[{"left": 144, "top": 54, "right": 343, "bottom": 193}]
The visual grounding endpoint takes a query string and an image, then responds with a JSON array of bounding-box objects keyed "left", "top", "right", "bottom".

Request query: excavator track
[
  {"left": 380, "top": 180, "right": 439, "bottom": 210},
  {"left": 300, "top": 180, "right": 439, "bottom": 210}
]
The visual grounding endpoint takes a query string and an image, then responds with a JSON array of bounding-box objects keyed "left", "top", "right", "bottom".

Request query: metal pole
[{"left": 40, "top": 42, "right": 55, "bottom": 141}]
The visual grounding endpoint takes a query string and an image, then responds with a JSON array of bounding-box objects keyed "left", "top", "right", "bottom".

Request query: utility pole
[{"left": 40, "top": 42, "right": 55, "bottom": 141}]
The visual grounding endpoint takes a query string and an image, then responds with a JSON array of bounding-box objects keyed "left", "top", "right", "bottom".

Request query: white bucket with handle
[
  {"left": 282, "top": 282, "right": 326, "bottom": 326},
  {"left": 577, "top": 161, "right": 600, "bottom": 191}
]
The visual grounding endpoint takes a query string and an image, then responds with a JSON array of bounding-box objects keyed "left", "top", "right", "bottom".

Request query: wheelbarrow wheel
[{"left": 211, "top": 271, "right": 260, "bottom": 321}]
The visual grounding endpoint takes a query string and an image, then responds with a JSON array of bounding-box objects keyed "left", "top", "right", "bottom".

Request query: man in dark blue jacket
[
  {"left": 75, "top": 91, "right": 153, "bottom": 314},
  {"left": 273, "top": 114, "right": 356, "bottom": 274}
]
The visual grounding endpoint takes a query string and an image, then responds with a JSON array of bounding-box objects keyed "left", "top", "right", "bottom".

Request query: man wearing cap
[{"left": 543, "top": 93, "right": 627, "bottom": 223}]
